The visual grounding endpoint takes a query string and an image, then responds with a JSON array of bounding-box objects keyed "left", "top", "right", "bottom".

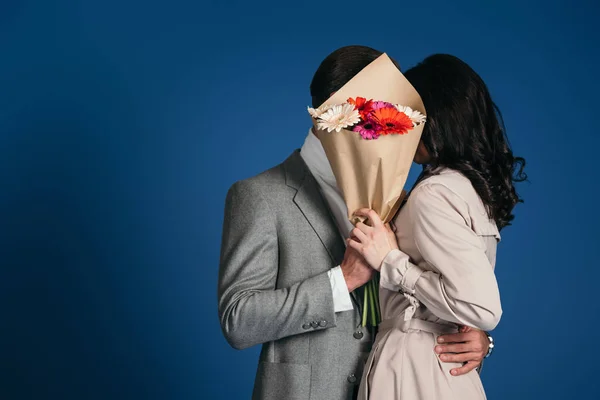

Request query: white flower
[
  {"left": 307, "top": 104, "right": 334, "bottom": 119},
  {"left": 395, "top": 105, "right": 427, "bottom": 126},
  {"left": 316, "top": 103, "right": 361, "bottom": 133}
]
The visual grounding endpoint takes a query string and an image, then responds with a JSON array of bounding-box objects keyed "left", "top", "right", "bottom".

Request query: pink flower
[
  {"left": 353, "top": 117, "right": 382, "bottom": 140},
  {"left": 372, "top": 101, "right": 394, "bottom": 110}
]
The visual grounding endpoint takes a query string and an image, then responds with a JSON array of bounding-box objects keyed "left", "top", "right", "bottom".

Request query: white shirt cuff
[{"left": 327, "top": 266, "right": 354, "bottom": 312}]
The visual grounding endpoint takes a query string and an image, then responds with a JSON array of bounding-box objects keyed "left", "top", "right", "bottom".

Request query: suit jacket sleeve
[
  {"left": 218, "top": 180, "right": 337, "bottom": 350},
  {"left": 380, "top": 183, "right": 502, "bottom": 331}
]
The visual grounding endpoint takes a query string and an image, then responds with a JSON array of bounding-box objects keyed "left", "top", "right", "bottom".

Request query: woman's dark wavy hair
[{"left": 404, "top": 54, "right": 526, "bottom": 229}]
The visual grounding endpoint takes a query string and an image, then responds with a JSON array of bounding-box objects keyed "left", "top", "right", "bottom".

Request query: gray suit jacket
[{"left": 218, "top": 151, "right": 372, "bottom": 400}]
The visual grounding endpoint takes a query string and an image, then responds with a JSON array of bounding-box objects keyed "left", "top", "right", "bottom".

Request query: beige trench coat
[{"left": 358, "top": 169, "right": 502, "bottom": 400}]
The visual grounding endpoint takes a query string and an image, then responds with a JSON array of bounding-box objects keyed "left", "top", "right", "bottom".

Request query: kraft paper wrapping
[{"left": 313, "top": 53, "right": 426, "bottom": 225}]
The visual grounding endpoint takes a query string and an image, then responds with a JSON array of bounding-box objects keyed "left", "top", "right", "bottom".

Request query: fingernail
[
  {"left": 437, "top": 337, "right": 444, "bottom": 343},
  {"left": 435, "top": 346, "right": 442, "bottom": 353},
  {"left": 440, "top": 355, "right": 447, "bottom": 361},
  {"left": 451, "top": 370, "right": 457, "bottom": 375}
]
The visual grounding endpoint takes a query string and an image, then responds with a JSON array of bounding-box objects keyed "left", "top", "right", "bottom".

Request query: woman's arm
[
  {"left": 383, "top": 183, "right": 502, "bottom": 330},
  {"left": 350, "top": 183, "right": 502, "bottom": 331}
]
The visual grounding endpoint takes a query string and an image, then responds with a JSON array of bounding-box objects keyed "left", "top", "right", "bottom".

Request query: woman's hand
[{"left": 347, "top": 208, "right": 399, "bottom": 271}]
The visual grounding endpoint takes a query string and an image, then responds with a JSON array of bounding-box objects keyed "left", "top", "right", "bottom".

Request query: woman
[{"left": 349, "top": 54, "right": 526, "bottom": 399}]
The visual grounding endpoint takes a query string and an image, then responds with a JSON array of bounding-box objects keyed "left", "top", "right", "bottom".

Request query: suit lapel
[
  {"left": 285, "top": 151, "right": 345, "bottom": 265},
  {"left": 285, "top": 151, "right": 360, "bottom": 306}
]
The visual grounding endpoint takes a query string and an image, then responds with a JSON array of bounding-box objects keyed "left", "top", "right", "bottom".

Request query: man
[{"left": 218, "top": 45, "right": 492, "bottom": 400}]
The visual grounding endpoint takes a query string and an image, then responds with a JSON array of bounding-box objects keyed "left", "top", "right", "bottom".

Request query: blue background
[{"left": 1, "top": 0, "right": 598, "bottom": 399}]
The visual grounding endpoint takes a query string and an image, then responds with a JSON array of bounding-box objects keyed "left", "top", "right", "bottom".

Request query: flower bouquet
[{"left": 308, "top": 53, "right": 427, "bottom": 327}]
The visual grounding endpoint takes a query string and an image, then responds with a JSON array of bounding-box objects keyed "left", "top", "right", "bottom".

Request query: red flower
[
  {"left": 371, "top": 107, "right": 413, "bottom": 135},
  {"left": 348, "top": 97, "right": 374, "bottom": 120}
]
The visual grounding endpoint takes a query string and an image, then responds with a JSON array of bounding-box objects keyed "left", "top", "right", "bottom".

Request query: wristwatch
[
  {"left": 476, "top": 333, "right": 494, "bottom": 375},
  {"left": 484, "top": 333, "right": 494, "bottom": 358}
]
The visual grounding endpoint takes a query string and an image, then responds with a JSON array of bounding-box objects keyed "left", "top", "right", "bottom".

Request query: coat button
[
  {"left": 310, "top": 321, "right": 318, "bottom": 328},
  {"left": 302, "top": 323, "right": 311, "bottom": 330},
  {"left": 319, "top": 320, "right": 327, "bottom": 327},
  {"left": 353, "top": 330, "right": 364, "bottom": 340},
  {"left": 347, "top": 373, "right": 357, "bottom": 383}
]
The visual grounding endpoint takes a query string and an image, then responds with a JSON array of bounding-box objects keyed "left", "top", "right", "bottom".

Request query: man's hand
[
  {"left": 435, "top": 326, "right": 489, "bottom": 376},
  {"left": 340, "top": 242, "right": 374, "bottom": 292}
]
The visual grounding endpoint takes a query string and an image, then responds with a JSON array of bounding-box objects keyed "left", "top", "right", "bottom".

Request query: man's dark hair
[{"left": 310, "top": 45, "right": 400, "bottom": 108}]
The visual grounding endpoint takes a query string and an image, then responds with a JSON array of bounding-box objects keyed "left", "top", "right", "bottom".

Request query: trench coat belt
[{"left": 378, "top": 318, "right": 459, "bottom": 335}]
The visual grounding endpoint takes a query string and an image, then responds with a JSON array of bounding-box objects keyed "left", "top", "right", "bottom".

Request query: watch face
[{"left": 484, "top": 335, "right": 494, "bottom": 358}]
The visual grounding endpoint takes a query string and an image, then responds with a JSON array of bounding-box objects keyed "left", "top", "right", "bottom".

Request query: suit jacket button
[
  {"left": 319, "top": 320, "right": 327, "bottom": 327},
  {"left": 347, "top": 374, "right": 357, "bottom": 383},
  {"left": 353, "top": 330, "right": 364, "bottom": 340},
  {"left": 302, "top": 323, "right": 311, "bottom": 330},
  {"left": 310, "top": 321, "right": 318, "bottom": 328}
]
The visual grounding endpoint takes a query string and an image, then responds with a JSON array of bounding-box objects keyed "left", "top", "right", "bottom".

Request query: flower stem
[
  {"left": 361, "top": 277, "right": 382, "bottom": 327},
  {"left": 362, "top": 285, "right": 368, "bottom": 327},
  {"left": 369, "top": 280, "right": 376, "bottom": 326},
  {"left": 374, "top": 274, "right": 381, "bottom": 323}
]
